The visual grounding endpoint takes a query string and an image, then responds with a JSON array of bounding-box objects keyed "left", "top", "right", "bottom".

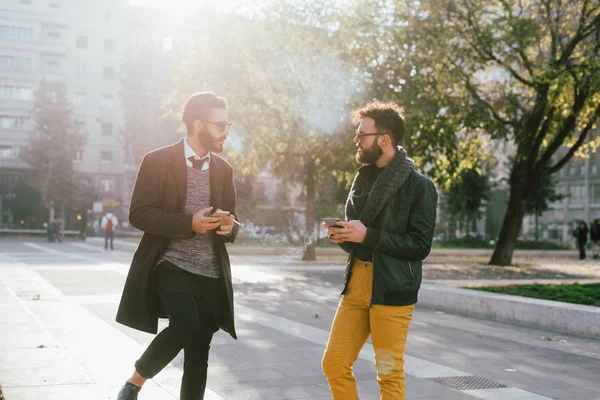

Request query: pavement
[{"left": 1, "top": 239, "right": 599, "bottom": 400}]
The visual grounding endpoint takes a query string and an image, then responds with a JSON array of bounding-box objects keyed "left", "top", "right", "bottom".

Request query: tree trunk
[
  {"left": 302, "top": 155, "right": 317, "bottom": 261},
  {"left": 489, "top": 182, "right": 528, "bottom": 266},
  {"left": 535, "top": 212, "right": 539, "bottom": 242}
]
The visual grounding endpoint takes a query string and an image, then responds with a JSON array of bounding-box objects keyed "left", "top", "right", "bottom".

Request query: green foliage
[
  {"left": 121, "top": 46, "right": 182, "bottom": 164},
  {"left": 21, "top": 81, "right": 86, "bottom": 215},
  {"left": 472, "top": 283, "right": 600, "bottom": 306},
  {"left": 337, "top": 0, "right": 600, "bottom": 265},
  {"left": 444, "top": 167, "right": 491, "bottom": 232},
  {"left": 525, "top": 172, "right": 564, "bottom": 216}
]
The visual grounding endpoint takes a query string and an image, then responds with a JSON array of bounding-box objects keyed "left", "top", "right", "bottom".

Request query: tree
[
  {"left": 444, "top": 167, "right": 491, "bottom": 236},
  {"left": 168, "top": 7, "right": 360, "bottom": 260},
  {"left": 342, "top": 0, "right": 600, "bottom": 265},
  {"left": 121, "top": 46, "right": 182, "bottom": 165},
  {"left": 525, "top": 171, "right": 565, "bottom": 242},
  {"left": 21, "top": 81, "right": 86, "bottom": 223}
]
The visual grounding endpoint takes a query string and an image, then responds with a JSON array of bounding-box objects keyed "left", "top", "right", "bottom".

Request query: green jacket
[{"left": 340, "top": 148, "right": 438, "bottom": 306}]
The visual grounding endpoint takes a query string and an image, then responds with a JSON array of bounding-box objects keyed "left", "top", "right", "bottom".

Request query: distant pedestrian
[
  {"left": 101, "top": 212, "right": 118, "bottom": 250},
  {"left": 573, "top": 220, "right": 589, "bottom": 260},
  {"left": 590, "top": 219, "right": 600, "bottom": 259}
]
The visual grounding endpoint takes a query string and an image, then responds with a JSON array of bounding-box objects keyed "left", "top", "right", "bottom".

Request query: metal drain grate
[{"left": 426, "top": 375, "right": 508, "bottom": 391}]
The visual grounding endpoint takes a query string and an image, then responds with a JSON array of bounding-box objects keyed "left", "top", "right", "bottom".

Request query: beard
[
  {"left": 197, "top": 127, "right": 226, "bottom": 153},
  {"left": 356, "top": 141, "right": 383, "bottom": 165}
]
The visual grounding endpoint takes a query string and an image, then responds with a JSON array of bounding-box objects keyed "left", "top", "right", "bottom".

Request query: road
[{"left": 1, "top": 239, "right": 599, "bottom": 400}]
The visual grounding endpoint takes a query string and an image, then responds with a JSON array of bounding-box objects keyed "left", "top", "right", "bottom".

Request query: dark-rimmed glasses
[
  {"left": 354, "top": 131, "right": 384, "bottom": 140},
  {"left": 199, "top": 120, "right": 233, "bottom": 134}
]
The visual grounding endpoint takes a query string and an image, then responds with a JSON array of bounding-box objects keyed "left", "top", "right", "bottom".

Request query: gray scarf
[{"left": 346, "top": 147, "right": 415, "bottom": 226}]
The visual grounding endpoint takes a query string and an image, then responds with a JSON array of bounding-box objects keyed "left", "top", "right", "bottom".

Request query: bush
[
  {"left": 434, "top": 237, "right": 567, "bottom": 250},
  {"left": 515, "top": 240, "right": 566, "bottom": 250}
]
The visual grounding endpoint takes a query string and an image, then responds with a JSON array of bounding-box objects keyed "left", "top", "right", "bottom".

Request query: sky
[{"left": 128, "top": 0, "right": 264, "bottom": 13}]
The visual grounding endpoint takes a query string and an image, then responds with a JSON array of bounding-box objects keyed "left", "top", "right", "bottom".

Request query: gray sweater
[{"left": 161, "top": 167, "right": 221, "bottom": 278}]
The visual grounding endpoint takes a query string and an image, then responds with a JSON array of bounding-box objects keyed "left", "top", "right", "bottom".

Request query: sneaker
[{"left": 117, "top": 382, "right": 141, "bottom": 400}]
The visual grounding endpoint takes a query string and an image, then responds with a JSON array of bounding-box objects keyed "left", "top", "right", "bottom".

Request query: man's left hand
[
  {"left": 217, "top": 215, "right": 235, "bottom": 236},
  {"left": 330, "top": 220, "right": 367, "bottom": 243}
]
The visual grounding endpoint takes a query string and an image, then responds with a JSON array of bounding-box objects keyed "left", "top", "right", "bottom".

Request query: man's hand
[
  {"left": 322, "top": 221, "right": 346, "bottom": 244},
  {"left": 192, "top": 207, "right": 223, "bottom": 233},
  {"left": 329, "top": 220, "right": 367, "bottom": 244},
  {"left": 217, "top": 215, "right": 235, "bottom": 236}
]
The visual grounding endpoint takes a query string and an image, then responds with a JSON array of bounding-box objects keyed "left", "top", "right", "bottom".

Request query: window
[
  {"left": 76, "top": 62, "right": 87, "bottom": 77},
  {"left": 0, "top": 116, "right": 31, "bottom": 130},
  {"left": 591, "top": 184, "right": 600, "bottom": 204},
  {"left": 100, "top": 178, "right": 115, "bottom": 192},
  {"left": 76, "top": 36, "right": 88, "bottom": 49},
  {"left": 47, "top": 61, "right": 59, "bottom": 73},
  {"left": 0, "top": 86, "right": 32, "bottom": 100},
  {"left": 74, "top": 120, "right": 86, "bottom": 133},
  {"left": 101, "top": 122, "right": 113, "bottom": 136},
  {"left": 592, "top": 165, "right": 597, "bottom": 176},
  {"left": 100, "top": 151, "right": 113, "bottom": 164},
  {"left": 49, "top": 3, "right": 61, "bottom": 11},
  {"left": 104, "top": 10, "right": 112, "bottom": 23},
  {"left": 0, "top": 145, "right": 20, "bottom": 159},
  {"left": 47, "top": 31, "right": 60, "bottom": 41},
  {"left": 102, "top": 94, "right": 114, "bottom": 108},
  {"left": 580, "top": 165, "right": 586, "bottom": 175},
  {"left": 0, "top": 55, "right": 32, "bottom": 70},
  {"left": 0, "top": 26, "right": 33, "bottom": 40},
  {"left": 569, "top": 166, "right": 575, "bottom": 176},
  {"left": 162, "top": 36, "right": 173, "bottom": 52},
  {"left": 568, "top": 185, "right": 584, "bottom": 206},
  {"left": 103, "top": 66, "right": 115, "bottom": 79},
  {"left": 104, "top": 39, "right": 115, "bottom": 52},
  {"left": 73, "top": 92, "right": 86, "bottom": 106},
  {"left": 74, "top": 150, "right": 83, "bottom": 161}
]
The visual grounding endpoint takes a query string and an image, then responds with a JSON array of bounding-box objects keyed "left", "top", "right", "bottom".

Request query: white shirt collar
[{"left": 184, "top": 137, "right": 210, "bottom": 170}]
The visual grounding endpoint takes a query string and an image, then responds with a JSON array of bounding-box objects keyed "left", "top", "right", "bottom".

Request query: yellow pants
[{"left": 322, "top": 259, "right": 414, "bottom": 400}]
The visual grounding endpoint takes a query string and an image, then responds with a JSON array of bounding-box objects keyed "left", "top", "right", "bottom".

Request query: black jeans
[
  {"left": 105, "top": 231, "right": 114, "bottom": 249},
  {"left": 135, "top": 263, "right": 222, "bottom": 400},
  {"left": 579, "top": 241, "right": 586, "bottom": 260}
]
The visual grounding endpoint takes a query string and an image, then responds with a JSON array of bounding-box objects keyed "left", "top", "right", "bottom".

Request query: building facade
[
  {"left": 522, "top": 140, "right": 600, "bottom": 245},
  {"left": 0, "top": 0, "right": 132, "bottom": 225}
]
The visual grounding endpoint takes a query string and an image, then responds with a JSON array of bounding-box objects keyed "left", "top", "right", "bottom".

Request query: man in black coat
[
  {"left": 590, "top": 218, "right": 600, "bottom": 259},
  {"left": 115, "top": 92, "right": 239, "bottom": 400}
]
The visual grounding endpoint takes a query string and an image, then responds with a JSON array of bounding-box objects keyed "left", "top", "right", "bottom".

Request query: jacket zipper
[
  {"left": 370, "top": 251, "right": 374, "bottom": 308},
  {"left": 408, "top": 260, "right": 414, "bottom": 277}
]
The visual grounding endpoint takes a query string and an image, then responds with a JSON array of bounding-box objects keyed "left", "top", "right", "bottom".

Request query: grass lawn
[{"left": 471, "top": 283, "right": 600, "bottom": 306}]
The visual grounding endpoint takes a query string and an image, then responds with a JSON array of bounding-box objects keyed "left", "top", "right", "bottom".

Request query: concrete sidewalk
[{"left": 86, "top": 237, "right": 584, "bottom": 259}]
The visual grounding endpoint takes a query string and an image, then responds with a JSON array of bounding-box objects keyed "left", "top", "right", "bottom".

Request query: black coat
[{"left": 116, "top": 139, "right": 239, "bottom": 339}]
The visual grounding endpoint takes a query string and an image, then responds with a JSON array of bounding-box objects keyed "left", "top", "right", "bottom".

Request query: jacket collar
[
  {"left": 168, "top": 138, "right": 223, "bottom": 211},
  {"left": 351, "top": 147, "right": 415, "bottom": 226}
]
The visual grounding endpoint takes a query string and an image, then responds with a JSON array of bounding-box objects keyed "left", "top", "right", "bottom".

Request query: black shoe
[{"left": 117, "top": 382, "right": 141, "bottom": 400}]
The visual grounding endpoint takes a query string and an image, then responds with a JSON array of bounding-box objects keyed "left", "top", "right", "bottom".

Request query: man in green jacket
[{"left": 322, "top": 101, "right": 438, "bottom": 400}]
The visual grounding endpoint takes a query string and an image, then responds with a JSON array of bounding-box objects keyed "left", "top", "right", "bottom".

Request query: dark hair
[
  {"left": 181, "top": 92, "right": 228, "bottom": 134},
  {"left": 351, "top": 101, "right": 406, "bottom": 146}
]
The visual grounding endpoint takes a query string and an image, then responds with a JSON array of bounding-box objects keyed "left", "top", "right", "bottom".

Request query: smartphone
[
  {"left": 323, "top": 217, "right": 343, "bottom": 229},
  {"left": 211, "top": 209, "right": 231, "bottom": 218}
]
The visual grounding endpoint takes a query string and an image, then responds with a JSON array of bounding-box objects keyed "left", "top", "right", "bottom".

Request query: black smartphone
[{"left": 323, "top": 217, "right": 343, "bottom": 229}]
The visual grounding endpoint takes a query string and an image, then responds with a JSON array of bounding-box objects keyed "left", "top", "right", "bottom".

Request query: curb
[{"left": 418, "top": 284, "right": 600, "bottom": 340}]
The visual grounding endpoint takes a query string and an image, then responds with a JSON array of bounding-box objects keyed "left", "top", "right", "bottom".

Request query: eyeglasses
[
  {"left": 354, "top": 131, "right": 384, "bottom": 140},
  {"left": 199, "top": 120, "right": 233, "bottom": 134}
]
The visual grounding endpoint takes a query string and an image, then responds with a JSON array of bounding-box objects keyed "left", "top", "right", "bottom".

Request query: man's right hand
[
  {"left": 192, "top": 207, "right": 224, "bottom": 233},
  {"left": 322, "top": 222, "right": 345, "bottom": 244}
]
